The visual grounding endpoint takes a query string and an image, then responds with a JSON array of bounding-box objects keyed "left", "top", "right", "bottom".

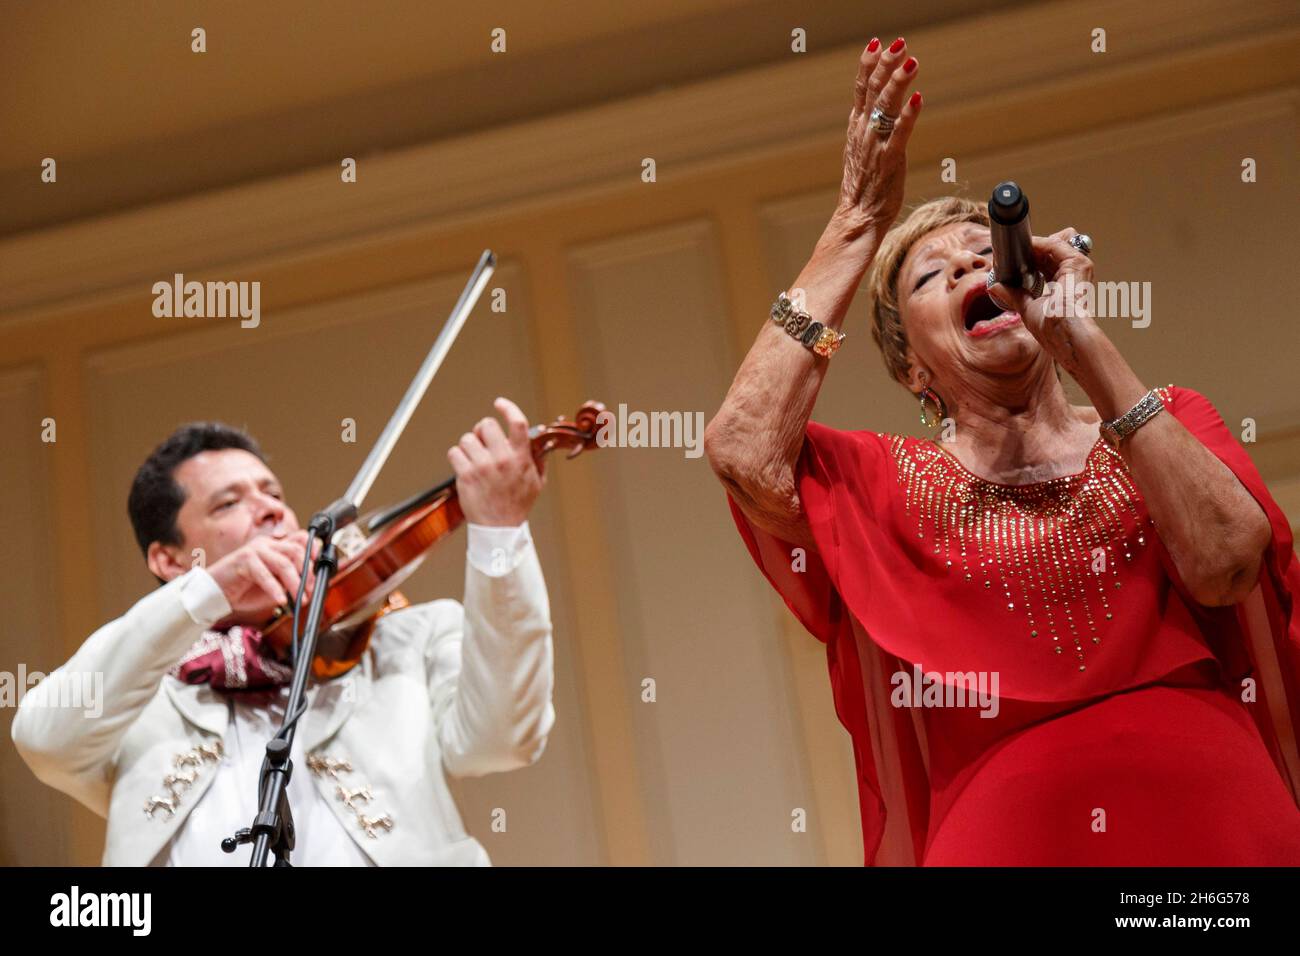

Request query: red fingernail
[
  {"left": 903, "top": 56, "right": 917, "bottom": 73},
  {"left": 866, "top": 37, "right": 880, "bottom": 53},
  {"left": 889, "top": 37, "right": 905, "bottom": 53},
  {"left": 909, "top": 91, "right": 922, "bottom": 108}
]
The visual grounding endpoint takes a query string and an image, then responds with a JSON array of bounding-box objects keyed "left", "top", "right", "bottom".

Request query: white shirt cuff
[
  {"left": 466, "top": 521, "right": 533, "bottom": 577},
  {"left": 178, "top": 567, "right": 233, "bottom": 627}
]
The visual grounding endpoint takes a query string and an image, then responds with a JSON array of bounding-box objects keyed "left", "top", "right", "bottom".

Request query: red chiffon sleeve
[
  {"left": 724, "top": 421, "right": 883, "bottom": 641},
  {"left": 727, "top": 422, "right": 930, "bottom": 865},
  {"left": 1161, "top": 386, "right": 1300, "bottom": 800}
]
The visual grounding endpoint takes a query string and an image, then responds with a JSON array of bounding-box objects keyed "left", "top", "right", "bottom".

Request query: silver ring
[
  {"left": 867, "top": 106, "right": 897, "bottom": 136},
  {"left": 1068, "top": 233, "right": 1093, "bottom": 255}
]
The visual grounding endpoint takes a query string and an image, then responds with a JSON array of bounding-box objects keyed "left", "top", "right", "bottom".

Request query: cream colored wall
[{"left": 1, "top": 0, "right": 1297, "bottom": 865}]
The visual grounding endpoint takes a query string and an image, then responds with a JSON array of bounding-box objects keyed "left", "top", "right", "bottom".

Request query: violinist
[{"left": 11, "top": 397, "right": 556, "bottom": 866}]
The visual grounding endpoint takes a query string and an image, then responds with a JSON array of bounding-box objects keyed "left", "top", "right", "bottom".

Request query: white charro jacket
[{"left": 11, "top": 530, "right": 555, "bottom": 866}]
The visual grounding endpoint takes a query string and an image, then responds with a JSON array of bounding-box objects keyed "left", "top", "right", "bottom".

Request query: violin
[
  {"left": 231, "top": 250, "right": 598, "bottom": 865},
  {"left": 260, "top": 400, "right": 605, "bottom": 679}
]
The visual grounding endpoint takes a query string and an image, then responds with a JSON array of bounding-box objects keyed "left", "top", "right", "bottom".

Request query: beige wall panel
[
  {"left": 0, "top": 366, "right": 67, "bottom": 864},
  {"left": 569, "top": 221, "right": 823, "bottom": 865},
  {"left": 81, "top": 265, "right": 601, "bottom": 864}
]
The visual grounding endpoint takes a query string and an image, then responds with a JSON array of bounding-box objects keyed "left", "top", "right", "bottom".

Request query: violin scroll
[{"left": 530, "top": 400, "right": 606, "bottom": 462}]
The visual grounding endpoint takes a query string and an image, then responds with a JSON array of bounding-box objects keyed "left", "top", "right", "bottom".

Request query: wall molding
[{"left": 1, "top": 0, "right": 1296, "bottom": 323}]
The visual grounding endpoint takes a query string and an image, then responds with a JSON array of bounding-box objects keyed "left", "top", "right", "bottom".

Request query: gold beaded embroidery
[{"left": 887, "top": 386, "right": 1172, "bottom": 672}]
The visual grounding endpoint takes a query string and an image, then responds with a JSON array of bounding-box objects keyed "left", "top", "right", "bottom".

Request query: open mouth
[{"left": 962, "top": 290, "right": 1019, "bottom": 335}]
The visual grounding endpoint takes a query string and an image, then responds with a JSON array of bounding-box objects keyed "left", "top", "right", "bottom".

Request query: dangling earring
[{"left": 917, "top": 377, "right": 948, "bottom": 430}]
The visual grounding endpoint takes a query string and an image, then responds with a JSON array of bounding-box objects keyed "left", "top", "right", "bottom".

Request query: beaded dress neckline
[
  {"left": 887, "top": 428, "right": 1151, "bottom": 671},
  {"left": 922, "top": 435, "right": 1106, "bottom": 489}
]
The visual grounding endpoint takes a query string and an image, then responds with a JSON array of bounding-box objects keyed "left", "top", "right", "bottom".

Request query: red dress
[{"left": 729, "top": 385, "right": 1300, "bottom": 865}]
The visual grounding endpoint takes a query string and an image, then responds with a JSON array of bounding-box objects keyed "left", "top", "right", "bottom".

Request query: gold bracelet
[{"left": 770, "top": 292, "right": 846, "bottom": 359}]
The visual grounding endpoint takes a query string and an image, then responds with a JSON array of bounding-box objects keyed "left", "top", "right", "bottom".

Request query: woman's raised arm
[{"left": 704, "top": 36, "right": 923, "bottom": 547}]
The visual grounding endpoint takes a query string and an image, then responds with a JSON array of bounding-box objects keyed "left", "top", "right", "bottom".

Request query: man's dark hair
[{"left": 127, "top": 422, "right": 266, "bottom": 559}]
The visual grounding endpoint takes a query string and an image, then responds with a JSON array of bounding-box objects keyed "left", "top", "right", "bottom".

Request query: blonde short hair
[{"left": 864, "top": 196, "right": 989, "bottom": 385}]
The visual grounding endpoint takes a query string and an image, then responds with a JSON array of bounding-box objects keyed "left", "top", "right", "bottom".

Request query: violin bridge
[{"left": 331, "top": 523, "right": 368, "bottom": 560}]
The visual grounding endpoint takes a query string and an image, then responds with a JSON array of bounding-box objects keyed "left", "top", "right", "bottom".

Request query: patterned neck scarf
[{"left": 171, "top": 625, "right": 294, "bottom": 691}]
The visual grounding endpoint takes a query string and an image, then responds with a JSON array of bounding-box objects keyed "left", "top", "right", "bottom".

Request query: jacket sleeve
[
  {"left": 9, "top": 569, "right": 231, "bottom": 817},
  {"left": 426, "top": 523, "right": 556, "bottom": 778}
]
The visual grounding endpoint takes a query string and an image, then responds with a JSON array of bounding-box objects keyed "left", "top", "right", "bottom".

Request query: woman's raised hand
[{"left": 837, "top": 37, "right": 923, "bottom": 237}]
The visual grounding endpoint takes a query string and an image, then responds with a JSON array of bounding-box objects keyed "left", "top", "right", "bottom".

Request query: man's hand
[
  {"left": 206, "top": 529, "right": 318, "bottom": 622},
  {"left": 448, "top": 397, "right": 544, "bottom": 527}
]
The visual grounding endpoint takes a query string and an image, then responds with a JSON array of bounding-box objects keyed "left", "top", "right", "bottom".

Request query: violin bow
[{"left": 316, "top": 250, "right": 496, "bottom": 528}]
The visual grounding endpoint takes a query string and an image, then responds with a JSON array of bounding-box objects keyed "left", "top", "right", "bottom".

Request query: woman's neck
[{"left": 937, "top": 366, "right": 1097, "bottom": 484}]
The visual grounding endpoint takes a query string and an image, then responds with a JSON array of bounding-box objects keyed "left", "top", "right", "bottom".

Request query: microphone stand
[
  {"left": 221, "top": 250, "right": 496, "bottom": 866},
  {"left": 220, "top": 502, "right": 353, "bottom": 866}
]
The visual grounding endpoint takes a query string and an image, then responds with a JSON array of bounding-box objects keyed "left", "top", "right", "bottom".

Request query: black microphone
[{"left": 988, "top": 181, "right": 1043, "bottom": 297}]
